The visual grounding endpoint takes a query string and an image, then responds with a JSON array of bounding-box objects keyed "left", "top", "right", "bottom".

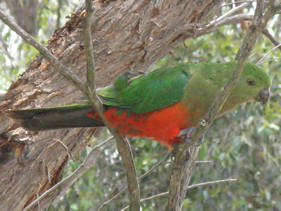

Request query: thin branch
[
  {"left": 184, "top": 178, "right": 237, "bottom": 190},
  {"left": 97, "top": 186, "right": 127, "bottom": 211},
  {"left": 0, "top": 33, "right": 14, "bottom": 61},
  {"left": 23, "top": 137, "right": 113, "bottom": 211},
  {"left": 194, "top": 14, "right": 254, "bottom": 38},
  {"left": 214, "top": 14, "right": 253, "bottom": 28},
  {"left": 167, "top": 1, "right": 277, "bottom": 210},
  {"left": 121, "top": 192, "right": 169, "bottom": 211},
  {"left": 257, "top": 41, "right": 281, "bottom": 64},
  {"left": 36, "top": 192, "right": 41, "bottom": 211},
  {"left": 84, "top": 0, "right": 95, "bottom": 92},
  {"left": 262, "top": 29, "right": 281, "bottom": 51},
  {"left": 56, "top": 0, "right": 63, "bottom": 28},
  {"left": 97, "top": 151, "right": 171, "bottom": 211},
  {"left": 54, "top": 138, "right": 73, "bottom": 160},
  {"left": 121, "top": 178, "right": 238, "bottom": 210},
  {"left": 221, "top": 1, "right": 254, "bottom": 7},
  {"left": 213, "top": 2, "right": 250, "bottom": 24},
  {"left": 139, "top": 151, "right": 171, "bottom": 180},
  {"left": 195, "top": 160, "right": 214, "bottom": 164},
  {"left": 82, "top": 1, "right": 140, "bottom": 210},
  {"left": 0, "top": 9, "right": 87, "bottom": 93},
  {"left": 82, "top": 0, "right": 104, "bottom": 115}
]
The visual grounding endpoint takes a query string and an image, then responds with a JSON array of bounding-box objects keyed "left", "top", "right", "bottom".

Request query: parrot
[{"left": 7, "top": 61, "right": 271, "bottom": 149}]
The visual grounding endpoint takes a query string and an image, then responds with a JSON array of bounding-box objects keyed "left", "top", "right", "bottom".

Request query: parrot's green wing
[{"left": 98, "top": 65, "right": 190, "bottom": 114}]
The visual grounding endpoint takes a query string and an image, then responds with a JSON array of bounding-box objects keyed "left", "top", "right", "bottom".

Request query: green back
[{"left": 98, "top": 65, "right": 190, "bottom": 113}]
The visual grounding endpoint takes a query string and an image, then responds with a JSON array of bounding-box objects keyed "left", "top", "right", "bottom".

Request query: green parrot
[{"left": 8, "top": 61, "right": 271, "bottom": 148}]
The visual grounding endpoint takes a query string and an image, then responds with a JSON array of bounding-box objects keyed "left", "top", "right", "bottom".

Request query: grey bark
[{"left": 0, "top": 1, "right": 223, "bottom": 210}]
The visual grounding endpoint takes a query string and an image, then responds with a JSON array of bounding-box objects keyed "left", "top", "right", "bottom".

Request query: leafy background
[{"left": 0, "top": 1, "right": 280, "bottom": 210}]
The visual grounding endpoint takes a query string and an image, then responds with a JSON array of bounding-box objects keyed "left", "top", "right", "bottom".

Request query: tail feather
[{"left": 6, "top": 103, "right": 105, "bottom": 131}]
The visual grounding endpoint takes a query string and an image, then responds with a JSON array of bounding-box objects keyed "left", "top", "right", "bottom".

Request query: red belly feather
[{"left": 103, "top": 102, "right": 192, "bottom": 148}]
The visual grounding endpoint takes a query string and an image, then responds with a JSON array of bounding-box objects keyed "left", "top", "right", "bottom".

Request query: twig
[
  {"left": 55, "top": 138, "right": 73, "bottom": 160},
  {"left": 82, "top": 1, "right": 140, "bottom": 210},
  {"left": 23, "top": 137, "right": 113, "bottom": 211},
  {"left": 213, "top": 2, "right": 250, "bottom": 24},
  {"left": 214, "top": 14, "right": 253, "bottom": 28},
  {"left": 139, "top": 151, "right": 171, "bottom": 180},
  {"left": 0, "top": 9, "right": 87, "bottom": 93},
  {"left": 0, "top": 25, "right": 18, "bottom": 70},
  {"left": 262, "top": 29, "right": 281, "bottom": 51},
  {"left": 167, "top": 1, "right": 277, "bottom": 210},
  {"left": 121, "top": 178, "right": 237, "bottom": 210},
  {"left": 195, "top": 160, "right": 213, "bottom": 164},
  {"left": 221, "top": 1, "right": 254, "bottom": 7},
  {"left": 97, "top": 151, "right": 171, "bottom": 211},
  {"left": 56, "top": 0, "right": 63, "bottom": 28},
  {"left": 84, "top": 0, "right": 95, "bottom": 93},
  {"left": 184, "top": 178, "right": 237, "bottom": 190},
  {"left": 256, "top": 42, "right": 281, "bottom": 64},
  {"left": 44, "top": 138, "right": 73, "bottom": 161},
  {"left": 194, "top": 14, "right": 254, "bottom": 38},
  {"left": 36, "top": 192, "right": 41, "bottom": 211},
  {"left": 97, "top": 186, "right": 127, "bottom": 211},
  {"left": 121, "top": 192, "right": 169, "bottom": 211}
]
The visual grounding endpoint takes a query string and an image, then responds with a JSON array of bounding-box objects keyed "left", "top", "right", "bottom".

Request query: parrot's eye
[{"left": 247, "top": 78, "right": 255, "bottom": 86}]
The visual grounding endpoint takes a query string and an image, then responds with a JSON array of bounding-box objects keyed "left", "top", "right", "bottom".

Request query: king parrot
[{"left": 7, "top": 61, "right": 271, "bottom": 148}]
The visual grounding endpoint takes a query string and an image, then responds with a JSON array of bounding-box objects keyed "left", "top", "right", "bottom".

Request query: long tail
[{"left": 6, "top": 103, "right": 105, "bottom": 131}]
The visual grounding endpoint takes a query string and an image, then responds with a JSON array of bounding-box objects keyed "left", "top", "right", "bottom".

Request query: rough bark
[{"left": 0, "top": 0, "right": 223, "bottom": 210}]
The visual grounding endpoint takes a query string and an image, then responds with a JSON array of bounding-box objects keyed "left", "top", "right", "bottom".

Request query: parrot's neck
[
  {"left": 182, "top": 74, "right": 216, "bottom": 124},
  {"left": 181, "top": 73, "right": 245, "bottom": 124}
]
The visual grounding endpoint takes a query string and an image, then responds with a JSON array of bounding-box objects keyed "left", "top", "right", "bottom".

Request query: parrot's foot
[
  {"left": 179, "top": 127, "right": 204, "bottom": 147},
  {"left": 171, "top": 127, "right": 203, "bottom": 159}
]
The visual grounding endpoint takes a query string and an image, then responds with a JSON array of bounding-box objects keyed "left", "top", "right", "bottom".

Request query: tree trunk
[
  {"left": 4, "top": 0, "right": 40, "bottom": 35},
  {"left": 0, "top": 1, "right": 221, "bottom": 210}
]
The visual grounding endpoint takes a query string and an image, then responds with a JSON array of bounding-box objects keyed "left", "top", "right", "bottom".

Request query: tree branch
[
  {"left": 97, "top": 151, "right": 171, "bottom": 211},
  {"left": 167, "top": 1, "right": 277, "bottom": 210},
  {"left": 257, "top": 41, "right": 281, "bottom": 64},
  {"left": 262, "top": 29, "right": 281, "bottom": 51},
  {"left": 56, "top": 0, "right": 63, "bottom": 29},
  {"left": 122, "top": 178, "right": 237, "bottom": 210},
  {"left": 185, "top": 178, "right": 237, "bottom": 190},
  {"left": 213, "top": 2, "right": 250, "bottom": 24},
  {"left": 221, "top": 1, "right": 254, "bottom": 7},
  {"left": 193, "top": 14, "right": 254, "bottom": 38},
  {"left": 83, "top": 1, "right": 140, "bottom": 210},
  {"left": 22, "top": 136, "right": 113, "bottom": 211}
]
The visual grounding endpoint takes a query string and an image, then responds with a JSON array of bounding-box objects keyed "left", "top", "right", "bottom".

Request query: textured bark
[
  {"left": 167, "top": 146, "right": 199, "bottom": 211},
  {"left": 0, "top": 1, "right": 222, "bottom": 210}
]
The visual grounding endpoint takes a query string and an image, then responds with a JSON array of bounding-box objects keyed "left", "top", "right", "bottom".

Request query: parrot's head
[
  {"left": 183, "top": 61, "right": 271, "bottom": 122},
  {"left": 231, "top": 62, "right": 271, "bottom": 103},
  {"left": 221, "top": 62, "right": 271, "bottom": 113}
]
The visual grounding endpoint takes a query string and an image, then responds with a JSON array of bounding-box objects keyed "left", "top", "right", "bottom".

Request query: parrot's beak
[{"left": 255, "top": 87, "right": 270, "bottom": 104}]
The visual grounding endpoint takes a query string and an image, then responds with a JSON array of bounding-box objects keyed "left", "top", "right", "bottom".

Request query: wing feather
[{"left": 98, "top": 65, "right": 190, "bottom": 114}]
